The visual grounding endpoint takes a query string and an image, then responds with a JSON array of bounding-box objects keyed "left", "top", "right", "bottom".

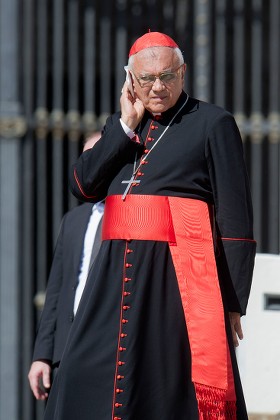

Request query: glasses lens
[
  {"left": 160, "top": 73, "right": 177, "bottom": 83},
  {"left": 138, "top": 66, "right": 181, "bottom": 87},
  {"left": 139, "top": 75, "right": 155, "bottom": 87}
]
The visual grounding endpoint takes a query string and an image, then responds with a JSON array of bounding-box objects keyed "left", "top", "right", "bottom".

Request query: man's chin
[{"left": 147, "top": 101, "right": 169, "bottom": 114}]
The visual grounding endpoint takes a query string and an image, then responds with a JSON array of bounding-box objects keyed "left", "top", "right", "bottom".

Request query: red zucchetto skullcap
[{"left": 129, "top": 32, "right": 179, "bottom": 57}]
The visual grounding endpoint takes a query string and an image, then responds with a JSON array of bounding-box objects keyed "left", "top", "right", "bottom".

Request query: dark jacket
[{"left": 32, "top": 203, "right": 99, "bottom": 365}]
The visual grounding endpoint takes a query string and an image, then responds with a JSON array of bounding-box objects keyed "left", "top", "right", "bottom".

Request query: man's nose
[{"left": 152, "top": 77, "right": 165, "bottom": 90}]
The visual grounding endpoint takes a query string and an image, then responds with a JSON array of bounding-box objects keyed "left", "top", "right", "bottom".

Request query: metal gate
[{"left": 0, "top": 0, "right": 279, "bottom": 419}]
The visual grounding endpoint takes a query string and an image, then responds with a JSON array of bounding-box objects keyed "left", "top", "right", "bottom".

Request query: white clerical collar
[{"left": 92, "top": 201, "right": 105, "bottom": 214}]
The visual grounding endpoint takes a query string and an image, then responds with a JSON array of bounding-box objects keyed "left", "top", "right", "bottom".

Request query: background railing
[{"left": 0, "top": 0, "right": 279, "bottom": 418}]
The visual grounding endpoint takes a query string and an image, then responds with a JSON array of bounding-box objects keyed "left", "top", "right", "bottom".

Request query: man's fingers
[
  {"left": 235, "top": 322, "right": 244, "bottom": 341},
  {"left": 231, "top": 326, "right": 239, "bottom": 347},
  {"left": 229, "top": 312, "right": 243, "bottom": 347},
  {"left": 28, "top": 372, "right": 45, "bottom": 400},
  {"left": 42, "top": 367, "right": 51, "bottom": 389},
  {"left": 28, "top": 361, "right": 51, "bottom": 400}
]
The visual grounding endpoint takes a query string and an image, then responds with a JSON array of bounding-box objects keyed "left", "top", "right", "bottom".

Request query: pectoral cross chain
[{"left": 121, "top": 174, "right": 140, "bottom": 200}]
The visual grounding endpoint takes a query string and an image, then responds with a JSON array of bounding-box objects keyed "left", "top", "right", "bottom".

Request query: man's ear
[{"left": 182, "top": 63, "right": 187, "bottom": 78}]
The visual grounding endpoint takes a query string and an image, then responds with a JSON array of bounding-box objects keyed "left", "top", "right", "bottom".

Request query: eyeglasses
[{"left": 132, "top": 64, "right": 184, "bottom": 88}]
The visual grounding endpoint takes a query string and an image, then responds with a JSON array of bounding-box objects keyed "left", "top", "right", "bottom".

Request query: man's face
[{"left": 131, "top": 47, "right": 186, "bottom": 114}]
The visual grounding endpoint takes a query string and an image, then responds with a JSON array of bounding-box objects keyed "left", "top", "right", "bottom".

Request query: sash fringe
[{"left": 195, "top": 383, "right": 237, "bottom": 420}]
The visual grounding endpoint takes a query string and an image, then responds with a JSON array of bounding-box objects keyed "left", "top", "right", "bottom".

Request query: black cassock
[{"left": 44, "top": 93, "right": 256, "bottom": 420}]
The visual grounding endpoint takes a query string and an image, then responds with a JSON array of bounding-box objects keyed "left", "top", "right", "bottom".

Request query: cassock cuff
[
  {"left": 216, "top": 238, "right": 256, "bottom": 315},
  {"left": 119, "top": 119, "right": 135, "bottom": 139}
]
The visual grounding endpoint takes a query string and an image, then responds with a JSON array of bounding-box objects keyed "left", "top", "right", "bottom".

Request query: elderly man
[{"left": 44, "top": 32, "right": 256, "bottom": 420}]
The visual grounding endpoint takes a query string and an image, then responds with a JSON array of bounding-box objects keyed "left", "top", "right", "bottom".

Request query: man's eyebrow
[{"left": 139, "top": 68, "right": 173, "bottom": 75}]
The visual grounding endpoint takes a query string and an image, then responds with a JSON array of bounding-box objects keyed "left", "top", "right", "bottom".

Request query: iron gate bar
[
  {"left": 163, "top": 0, "right": 175, "bottom": 36},
  {"left": 268, "top": 140, "right": 279, "bottom": 253},
  {"left": 214, "top": 0, "right": 226, "bottom": 108},
  {"left": 193, "top": 0, "right": 211, "bottom": 102},
  {"left": 36, "top": 135, "right": 48, "bottom": 290},
  {"left": 100, "top": 0, "right": 112, "bottom": 122},
  {"left": 130, "top": 0, "right": 145, "bottom": 59},
  {"left": 21, "top": 0, "right": 36, "bottom": 417},
  {"left": 36, "top": 0, "right": 48, "bottom": 110},
  {"left": 34, "top": 2, "right": 49, "bottom": 416},
  {"left": 83, "top": 1, "right": 98, "bottom": 135},
  {"left": 233, "top": 0, "right": 245, "bottom": 114},
  {"left": 250, "top": 0, "right": 264, "bottom": 249},
  {"left": 269, "top": 0, "right": 280, "bottom": 112},
  {"left": 52, "top": 0, "right": 65, "bottom": 241},
  {"left": 251, "top": 0, "right": 263, "bottom": 113},
  {"left": 68, "top": 0, "right": 80, "bottom": 112},
  {"left": 35, "top": 0, "right": 49, "bottom": 298},
  {"left": 114, "top": 0, "right": 128, "bottom": 112},
  {"left": 145, "top": 0, "right": 161, "bottom": 32},
  {"left": 67, "top": 0, "right": 81, "bottom": 209},
  {"left": 268, "top": 0, "right": 280, "bottom": 252}
]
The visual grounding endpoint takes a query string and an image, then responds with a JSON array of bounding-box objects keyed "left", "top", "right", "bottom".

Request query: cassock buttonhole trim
[{"left": 112, "top": 240, "right": 134, "bottom": 419}]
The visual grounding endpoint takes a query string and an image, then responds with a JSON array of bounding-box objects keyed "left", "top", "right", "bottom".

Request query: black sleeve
[
  {"left": 206, "top": 111, "right": 256, "bottom": 315},
  {"left": 32, "top": 217, "right": 65, "bottom": 362},
  {"left": 69, "top": 114, "right": 143, "bottom": 203}
]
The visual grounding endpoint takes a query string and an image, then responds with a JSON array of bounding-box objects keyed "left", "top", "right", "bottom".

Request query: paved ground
[{"left": 249, "top": 414, "right": 280, "bottom": 420}]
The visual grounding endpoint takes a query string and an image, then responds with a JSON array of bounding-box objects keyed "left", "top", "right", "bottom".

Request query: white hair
[{"left": 127, "top": 47, "right": 184, "bottom": 69}]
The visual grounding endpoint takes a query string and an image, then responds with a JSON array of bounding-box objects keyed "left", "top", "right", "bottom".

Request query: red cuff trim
[
  {"left": 221, "top": 237, "right": 256, "bottom": 243},
  {"left": 73, "top": 168, "right": 96, "bottom": 199}
]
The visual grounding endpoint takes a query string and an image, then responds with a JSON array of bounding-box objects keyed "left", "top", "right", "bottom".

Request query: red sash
[{"left": 102, "top": 194, "right": 236, "bottom": 419}]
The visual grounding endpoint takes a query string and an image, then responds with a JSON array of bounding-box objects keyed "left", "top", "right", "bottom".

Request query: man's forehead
[{"left": 132, "top": 47, "right": 178, "bottom": 70}]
